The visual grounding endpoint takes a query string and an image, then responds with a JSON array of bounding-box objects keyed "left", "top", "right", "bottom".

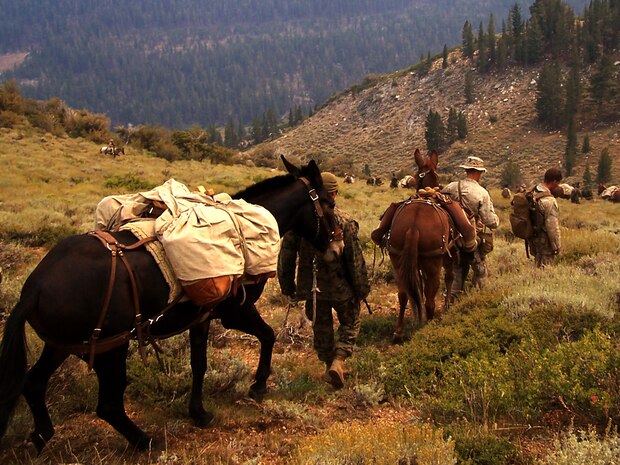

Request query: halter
[{"left": 299, "top": 177, "right": 343, "bottom": 243}]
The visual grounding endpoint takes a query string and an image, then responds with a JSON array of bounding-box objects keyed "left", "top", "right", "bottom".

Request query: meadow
[{"left": 0, "top": 125, "right": 619, "bottom": 464}]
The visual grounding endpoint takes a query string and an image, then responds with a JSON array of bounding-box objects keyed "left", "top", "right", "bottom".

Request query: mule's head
[
  {"left": 281, "top": 156, "right": 344, "bottom": 260},
  {"left": 413, "top": 149, "right": 440, "bottom": 190}
]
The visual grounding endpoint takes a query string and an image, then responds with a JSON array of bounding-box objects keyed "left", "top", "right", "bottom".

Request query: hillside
[
  {"left": 0, "top": 127, "right": 619, "bottom": 465},
  {"left": 0, "top": 0, "right": 590, "bottom": 127},
  {"left": 252, "top": 49, "right": 620, "bottom": 188}
]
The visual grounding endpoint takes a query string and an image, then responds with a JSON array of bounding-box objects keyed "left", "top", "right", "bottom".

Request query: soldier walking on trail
[
  {"left": 277, "top": 172, "right": 370, "bottom": 389},
  {"left": 530, "top": 168, "right": 562, "bottom": 268},
  {"left": 441, "top": 156, "right": 499, "bottom": 294}
]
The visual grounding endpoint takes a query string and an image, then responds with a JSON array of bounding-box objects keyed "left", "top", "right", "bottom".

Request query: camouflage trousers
[
  {"left": 530, "top": 236, "right": 557, "bottom": 268},
  {"left": 453, "top": 246, "right": 489, "bottom": 293},
  {"left": 304, "top": 298, "right": 361, "bottom": 364}
]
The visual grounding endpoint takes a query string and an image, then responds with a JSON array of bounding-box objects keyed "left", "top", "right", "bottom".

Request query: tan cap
[
  {"left": 321, "top": 172, "right": 339, "bottom": 192},
  {"left": 459, "top": 156, "right": 487, "bottom": 172}
]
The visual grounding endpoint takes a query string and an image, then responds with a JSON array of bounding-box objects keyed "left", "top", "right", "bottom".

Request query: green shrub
[
  {"left": 103, "top": 174, "right": 154, "bottom": 191},
  {"left": 63, "top": 108, "right": 111, "bottom": 142},
  {"left": 451, "top": 430, "right": 525, "bottom": 465}
]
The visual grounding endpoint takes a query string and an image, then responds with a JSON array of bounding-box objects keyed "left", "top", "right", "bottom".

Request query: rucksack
[{"left": 509, "top": 190, "right": 552, "bottom": 240}]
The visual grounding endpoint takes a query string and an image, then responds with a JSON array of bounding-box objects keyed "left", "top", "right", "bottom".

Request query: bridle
[
  {"left": 299, "top": 177, "right": 343, "bottom": 243},
  {"left": 415, "top": 168, "right": 438, "bottom": 190}
]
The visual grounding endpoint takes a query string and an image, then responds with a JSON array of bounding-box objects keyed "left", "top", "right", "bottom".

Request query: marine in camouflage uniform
[
  {"left": 530, "top": 168, "right": 562, "bottom": 267},
  {"left": 278, "top": 181, "right": 370, "bottom": 389},
  {"left": 441, "top": 156, "right": 499, "bottom": 292}
]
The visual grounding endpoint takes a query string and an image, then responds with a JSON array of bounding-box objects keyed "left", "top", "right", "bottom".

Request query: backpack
[{"left": 509, "top": 190, "right": 552, "bottom": 240}]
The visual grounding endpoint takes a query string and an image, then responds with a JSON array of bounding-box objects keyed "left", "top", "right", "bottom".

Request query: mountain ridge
[{"left": 251, "top": 49, "right": 620, "bottom": 188}]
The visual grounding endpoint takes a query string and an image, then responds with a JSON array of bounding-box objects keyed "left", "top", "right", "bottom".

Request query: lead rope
[{"left": 311, "top": 256, "right": 319, "bottom": 328}]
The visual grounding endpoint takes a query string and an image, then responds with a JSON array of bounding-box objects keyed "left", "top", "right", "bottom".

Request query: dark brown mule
[
  {"left": 0, "top": 156, "right": 344, "bottom": 452},
  {"left": 372, "top": 149, "right": 456, "bottom": 343}
]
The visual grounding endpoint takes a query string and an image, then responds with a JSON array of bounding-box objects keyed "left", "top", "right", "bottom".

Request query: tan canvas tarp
[{"left": 95, "top": 179, "right": 280, "bottom": 283}]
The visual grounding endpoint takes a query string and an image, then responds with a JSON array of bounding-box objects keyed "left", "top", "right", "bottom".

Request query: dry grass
[{"left": 0, "top": 123, "right": 619, "bottom": 464}]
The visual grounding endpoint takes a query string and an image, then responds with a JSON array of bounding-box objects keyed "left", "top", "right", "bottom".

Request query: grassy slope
[{"left": 0, "top": 125, "right": 619, "bottom": 464}]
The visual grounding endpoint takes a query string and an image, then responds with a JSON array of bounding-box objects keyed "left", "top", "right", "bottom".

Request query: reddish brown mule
[{"left": 372, "top": 149, "right": 456, "bottom": 343}]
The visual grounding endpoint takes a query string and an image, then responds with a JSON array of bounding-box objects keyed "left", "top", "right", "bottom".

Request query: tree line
[
  {"left": 0, "top": 0, "right": 589, "bottom": 128},
  {"left": 456, "top": 0, "right": 618, "bottom": 183}
]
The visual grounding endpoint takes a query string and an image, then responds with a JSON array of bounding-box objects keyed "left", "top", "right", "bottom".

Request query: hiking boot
[{"left": 327, "top": 356, "right": 346, "bottom": 389}]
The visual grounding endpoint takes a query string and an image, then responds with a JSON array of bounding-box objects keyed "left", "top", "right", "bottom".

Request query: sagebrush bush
[
  {"left": 295, "top": 421, "right": 456, "bottom": 465},
  {"left": 538, "top": 423, "right": 620, "bottom": 465}
]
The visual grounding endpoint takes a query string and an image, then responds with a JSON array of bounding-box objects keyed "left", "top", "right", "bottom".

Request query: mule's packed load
[{"left": 95, "top": 179, "right": 280, "bottom": 307}]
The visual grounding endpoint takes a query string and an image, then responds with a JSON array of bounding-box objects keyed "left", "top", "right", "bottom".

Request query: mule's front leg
[
  {"left": 189, "top": 321, "right": 214, "bottom": 427},
  {"left": 220, "top": 304, "right": 275, "bottom": 402}
]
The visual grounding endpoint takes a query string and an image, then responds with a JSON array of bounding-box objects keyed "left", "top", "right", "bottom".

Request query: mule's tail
[
  {"left": 0, "top": 298, "right": 31, "bottom": 438},
  {"left": 400, "top": 228, "right": 424, "bottom": 322}
]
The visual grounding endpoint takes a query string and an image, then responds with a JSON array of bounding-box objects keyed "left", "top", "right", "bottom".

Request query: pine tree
[
  {"left": 251, "top": 117, "right": 262, "bottom": 144},
  {"left": 288, "top": 108, "right": 294, "bottom": 127},
  {"left": 447, "top": 107, "right": 458, "bottom": 144},
  {"left": 224, "top": 117, "right": 238, "bottom": 148},
  {"left": 564, "top": 44, "right": 581, "bottom": 123},
  {"left": 525, "top": 17, "right": 544, "bottom": 64},
  {"left": 464, "top": 71, "right": 474, "bottom": 104},
  {"left": 583, "top": 163, "right": 593, "bottom": 190},
  {"left": 457, "top": 111, "right": 468, "bottom": 139},
  {"left": 596, "top": 148, "right": 612, "bottom": 183},
  {"left": 477, "top": 21, "right": 488, "bottom": 72},
  {"left": 442, "top": 44, "right": 449, "bottom": 69},
  {"left": 487, "top": 14, "right": 496, "bottom": 65},
  {"left": 462, "top": 21, "right": 475, "bottom": 59},
  {"left": 425, "top": 109, "right": 446, "bottom": 153},
  {"left": 536, "top": 62, "right": 565, "bottom": 129},
  {"left": 564, "top": 116, "right": 578, "bottom": 175},
  {"left": 582, "top": 134, "right": 590, "bottom": 154},
  {"left": 294, "top": 104, "right": 303, "bottom": 124},
  {"left": 500, "top": 160, "right": 523, "bottom": 187},
  {"left": 509, "top": 4, "right": 526, "bottom": 63},
  {"left": 590, "top": 53, "right": 615, "bottom": 109}
]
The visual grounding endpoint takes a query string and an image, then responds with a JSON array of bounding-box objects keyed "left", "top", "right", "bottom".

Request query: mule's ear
[
  {"left": 414, "top": 148, "right": 425, "bottom": 169},
  {"left": 306, "top": 160, "right": 323, "bottom": 187},
  {"left": 429, "top": 150, "right": 439, "bottom": 170},
  {"left": 281, "top": 155, "right": 301, "bottom": 177}
]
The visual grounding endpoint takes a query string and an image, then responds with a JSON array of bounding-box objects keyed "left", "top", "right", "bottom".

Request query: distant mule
[
  {"left": 598, "top": 184, "right": 620, "bottom": 203},
  {"left": 100, "top": 146, "right": 125, "bottom": 157}
]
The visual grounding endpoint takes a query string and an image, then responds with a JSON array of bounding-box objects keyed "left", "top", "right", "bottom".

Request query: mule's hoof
[
  {"left": 133, "top": 434, "right": 153, "bottom": 451},
  {"left": 193, "top": 411, "right": 215, "bottom": 428},
  {"left": 248, "top": 383, "right": 267, "bottom": 402},
  {"left": 29, "top": 431, "right": 51, "bottom": 454},
  {"left": 391, "top": 334, "right": 404, "bottom": 345}
]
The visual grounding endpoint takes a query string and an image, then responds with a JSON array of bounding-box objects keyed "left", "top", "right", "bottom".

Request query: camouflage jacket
[{"left": 277, "top": 208, "right": 370, "bottom": 302}]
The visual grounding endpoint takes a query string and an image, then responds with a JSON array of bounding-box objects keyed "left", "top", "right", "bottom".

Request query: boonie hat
[
  {"left": 459, "top": 156, "right": 487, "bottom": 172},
  {"left": 321, "top": 172, "right": 339, "bottom": 192}
]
